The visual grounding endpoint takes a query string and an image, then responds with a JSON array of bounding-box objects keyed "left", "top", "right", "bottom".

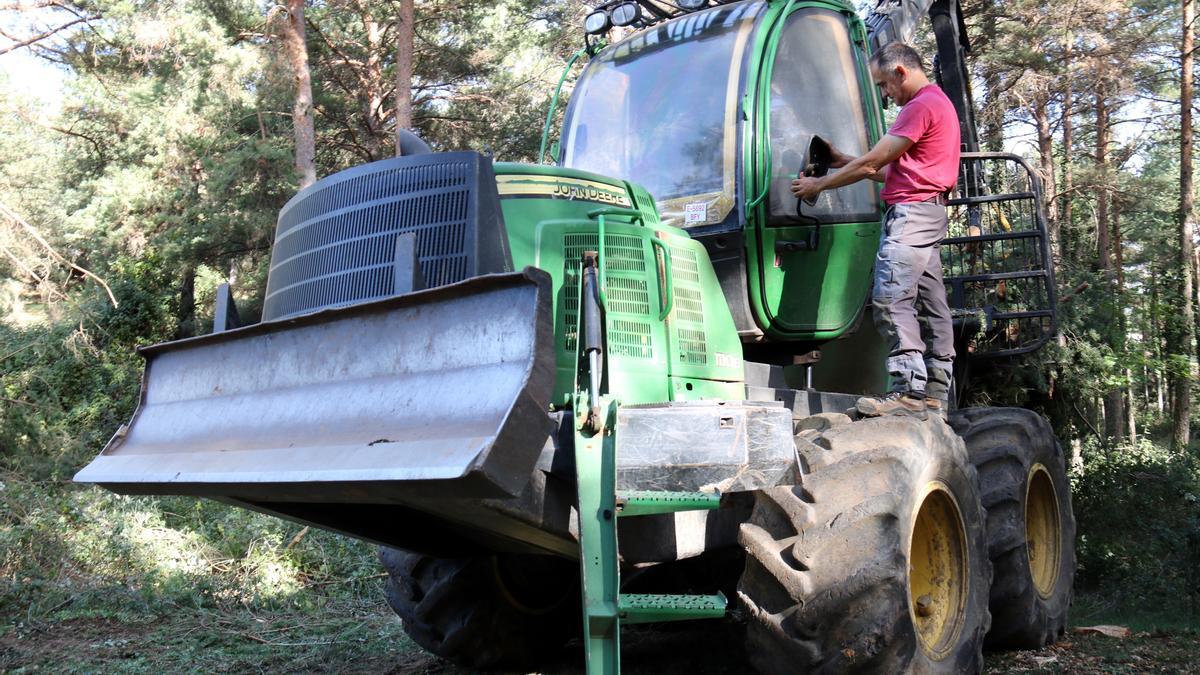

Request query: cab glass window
[{"left": 768, "top": 9, "right": 877, "bottom": 223}]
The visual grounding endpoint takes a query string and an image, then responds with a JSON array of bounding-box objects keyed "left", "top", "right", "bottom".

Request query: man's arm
[
  {"left": 794, "top": 134, "right": 913, "bottom": 200},
  {"left": 830, "top": 145, "right": 888, "bottom": 183}
]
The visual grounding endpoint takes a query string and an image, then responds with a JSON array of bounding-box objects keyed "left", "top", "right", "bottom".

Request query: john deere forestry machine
[{"left": 76, "top": 0, "right": 1075, "bottom": 671}]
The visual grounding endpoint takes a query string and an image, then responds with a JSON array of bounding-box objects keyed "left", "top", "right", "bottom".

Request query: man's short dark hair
[{"left": 870, "top": 43, "right": 925, "bottom": 74}]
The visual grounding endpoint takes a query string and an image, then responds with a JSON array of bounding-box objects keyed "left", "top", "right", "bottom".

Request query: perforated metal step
[
  {"left": 615, "top": 490, "right": 721, "bottom": 517},
  {"left": 618, "top": 592, "right": 728, "bottom": 624}
]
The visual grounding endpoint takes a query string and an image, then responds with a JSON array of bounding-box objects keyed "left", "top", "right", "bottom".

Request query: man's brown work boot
[
  {"left": 925, "top": 397, "right": 948, "bottom": 421},
  {"left": 855, "top": 391, "right": 928, "bottom": 419}
]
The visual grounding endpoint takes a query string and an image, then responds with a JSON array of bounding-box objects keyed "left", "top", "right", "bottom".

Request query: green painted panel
[
  {"left": 670, "top": 377, "right": 744, "bottom": 401},
  {"left": 494, "top": 163, "right": 745, "bottom": 407},
  {"left": 658, "top": 232, "right": 745, "bottom": 390},
  {"left": 537, "top": 220, "right": 673, "bottom": 406},
  {"left": 758, "top": 221, "right": 880, "bottom": 332}
]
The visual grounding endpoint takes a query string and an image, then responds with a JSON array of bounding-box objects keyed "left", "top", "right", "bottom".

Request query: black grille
[{"left": 262, "top": 152, "right": 511, "bottom": 321}]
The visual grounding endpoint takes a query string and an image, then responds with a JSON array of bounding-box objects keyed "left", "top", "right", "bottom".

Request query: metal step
[
  {"left": 615, "top": 490, "right": 721, "bottom": 517},
  {"left": 618, "top": 592, "right": 728, "bottom": 624}
]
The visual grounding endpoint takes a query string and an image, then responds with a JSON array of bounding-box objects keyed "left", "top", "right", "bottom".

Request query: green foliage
[
  {"left": 0, "top": 1, "right": 582, "bottom": 666},
  {"left": 0, "top": 259, "right": 174, "bottom": 478},
  {"left": 1073, "top": 440, "right": 1200, "bottom": 620},
  {"left": 0, "top": 473, "right": 385, "bottom": 612}
]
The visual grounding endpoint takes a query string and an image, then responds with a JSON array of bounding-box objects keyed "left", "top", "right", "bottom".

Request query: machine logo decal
[{"left": 496, "top": 175, "right": 632, "bottom": 207}]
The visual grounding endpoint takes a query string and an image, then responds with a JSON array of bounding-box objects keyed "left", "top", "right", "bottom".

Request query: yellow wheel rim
[
  {"left": 1026, "top": 464, "right": 1062, "bottom": 598},
  {"left": 908, "top": 483, "right": 969, "bottom": 660}
]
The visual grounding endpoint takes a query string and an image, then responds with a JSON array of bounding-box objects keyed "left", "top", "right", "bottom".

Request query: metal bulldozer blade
[{"left": 75, "top": 268, "right": 556, "bottom": 506}]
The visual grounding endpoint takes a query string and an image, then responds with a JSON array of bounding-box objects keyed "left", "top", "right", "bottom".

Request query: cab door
[{"left": 746, "top": 6, "right": 884, "bottom": 341}]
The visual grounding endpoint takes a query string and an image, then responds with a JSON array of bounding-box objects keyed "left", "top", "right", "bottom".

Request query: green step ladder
[{"left": 573, "top": 394, "right": 728, "bottom": 674}]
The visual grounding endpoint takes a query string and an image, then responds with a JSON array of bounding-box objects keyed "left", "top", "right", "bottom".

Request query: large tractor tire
[
  {"left": 950, "top": 407, "right": 1076, "bottom": 649},
  {"left": 378, "top": 547, "right": 580, "bottom": 671},
  {"left": 737, "top": 414, "right": 992, "bottom": 674}
]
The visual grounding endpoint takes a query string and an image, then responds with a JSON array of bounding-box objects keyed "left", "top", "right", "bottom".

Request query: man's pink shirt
[{"left": 881, "top": 84, "right": 961, "bottom": 205}]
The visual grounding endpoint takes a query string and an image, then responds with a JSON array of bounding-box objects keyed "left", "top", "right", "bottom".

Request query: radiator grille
[
  {"left": 562, "top": 233, "right": 654, "bottom": 360},
  {"left": 669, "top": 246, "right": 707, "bottom": 366},
  {"left": 610, "top": 319, "right": 654, "bottom": 359}
]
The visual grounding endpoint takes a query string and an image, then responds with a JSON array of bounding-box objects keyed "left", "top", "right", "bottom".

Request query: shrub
[{"left": 1072, "top": 438, "right": 1200, "bottom": 621}]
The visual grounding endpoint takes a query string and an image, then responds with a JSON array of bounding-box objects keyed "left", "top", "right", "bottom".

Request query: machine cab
[{"left": 560, "top": 0, "right": 886, "bottom": 347}]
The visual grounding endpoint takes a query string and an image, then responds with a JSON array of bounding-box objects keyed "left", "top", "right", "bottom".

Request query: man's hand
[{"left": 792, "top": 176, "right": 823, "bottom": 202}]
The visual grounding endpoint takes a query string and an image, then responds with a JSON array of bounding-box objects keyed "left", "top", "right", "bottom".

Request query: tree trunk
[
  {"left": 1143, "top": 361, "right": 1150, "bottom": 413},
  {"left": 394, "top": 0, "right": 414, "bottom": 156},
  {"left": 280, "top": 0, "right": 316, "bottom": 188},
  {"left": 1176, "top": 0, "right": 1195, "bottom": 449},
  {"left": 1113, "top": 196, "right": 1124, "bottom": 288},
  {"left": 1034, "top": 92, "right": 1059, "bottom": 260},
  {"left": 981, "top": 60, "right": 1004, "bottom": 152},
  {"left": 176, "top": 266, "right": 196, "bottom": 340},
  {"left": 1126, "top": 367, "right": 1137, "bottom": 445},
  {"left": 1061, "top": 69, "right": 1073, "bottom": 245},
  {"left": 1095, "top": 90, "right": 1111, "bottom": 273},
  {"left": 1172, "top": 0, "right": 1195, "bottom": 451},
  {"left": 1103, "top": 381, "right": 1126, "bottom": 445},
  {"left": 1151, "top": 263, "right": 1166, "bottom": 415},
  {"left": 1194, "top": 244, "right": 1200, "bottom": 363},
  {"left": 1115, "top": 197, "right": 1131, "bottom": 441},
  {"left": 1065, "top": 94, "right": 1075, "bottom": 241},
  {"left": 362, "top": 4, "right": 385, "bottom": 160},
  {"left": 1095, "top": 87, "right": 1126, "bottom": 443}
]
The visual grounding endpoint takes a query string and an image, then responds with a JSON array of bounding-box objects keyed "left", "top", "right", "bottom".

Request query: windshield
[{"left": 561, "top": 3, "right": 763, "bottom": 228}]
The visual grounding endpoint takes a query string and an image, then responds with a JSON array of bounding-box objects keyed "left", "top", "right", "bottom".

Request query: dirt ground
[{"left": 3, "top": 611, "right": 1198, "bottom": 674}]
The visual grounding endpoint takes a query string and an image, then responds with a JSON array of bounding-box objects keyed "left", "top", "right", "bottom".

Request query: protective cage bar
[{"left": 941, "top": 152, "right": 1058, "bottom": 358}]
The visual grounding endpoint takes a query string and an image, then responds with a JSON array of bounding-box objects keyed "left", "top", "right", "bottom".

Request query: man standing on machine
[{"left": 791, "top": 42, "right": 960, "bottom": 419}]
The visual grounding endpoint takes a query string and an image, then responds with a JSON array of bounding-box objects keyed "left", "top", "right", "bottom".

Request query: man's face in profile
[{"left": 871, "top": 64, "right": 909, "bottom": 106}]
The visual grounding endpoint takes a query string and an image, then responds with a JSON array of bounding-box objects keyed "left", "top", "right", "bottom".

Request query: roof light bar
[{"left": 581, "top": 0, "right": 727, "bottom": 36}]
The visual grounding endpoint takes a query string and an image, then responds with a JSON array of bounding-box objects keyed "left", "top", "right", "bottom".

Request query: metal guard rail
[{"left": 941, "top": 152, "right": 1059, "bottom": 359}]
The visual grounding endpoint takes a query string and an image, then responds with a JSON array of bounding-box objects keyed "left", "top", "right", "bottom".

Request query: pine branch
[
  {"left": 0, "top": 201, "right": 118, "bottom": 307},
  {"left": 0, "top": 241, "right": 65, "bottom": 301},
  {"left": 0, "top": 15, "right": 97, "bottom": 56},
  {"left": 0, "top": 0, "right": 63, "bottom": 9},
  {"left": 13, "top": 109, "right": 105, "bottom": 159}
]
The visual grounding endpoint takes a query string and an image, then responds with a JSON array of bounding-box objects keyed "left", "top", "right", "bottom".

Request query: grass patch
[
  {"left": 0, "top": 474, "right": 428, "bottom": 673},
  {"left": 0, "top": 600, "right": 420, "bottom": 674}
]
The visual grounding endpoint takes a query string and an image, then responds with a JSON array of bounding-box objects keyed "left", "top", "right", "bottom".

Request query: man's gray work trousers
[{"left": 872, "top": 201, "right": 955, "bottom": 397}]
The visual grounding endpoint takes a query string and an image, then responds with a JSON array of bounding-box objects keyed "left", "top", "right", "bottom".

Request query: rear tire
[
  {"left": 950, "top": 407, "right": 1076, "bottom": 649},
  {"left": 378, "top": 547, "right": 580, "bottom": 671},
  {"left": 737, "top": 415, "right": 991, "bottom": 674}
]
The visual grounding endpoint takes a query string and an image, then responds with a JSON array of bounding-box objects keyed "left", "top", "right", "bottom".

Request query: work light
[
  {"left": 610, "top": 2, "right": 641, "bottom": 26},
  {"left": 584, "top": 9, "right": 611, "bottom": 34},
  {"left": 677, "top": 0, "right": 707, "bottom": 9}
]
